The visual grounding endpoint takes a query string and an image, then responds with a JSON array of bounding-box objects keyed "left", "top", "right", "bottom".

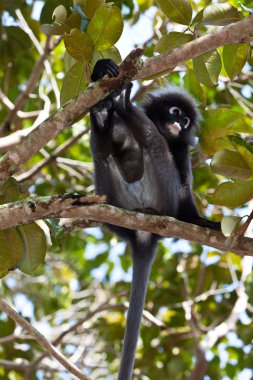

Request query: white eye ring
[
  {"left": 183, "top": 117, "right": 190, "bottom": 128},
  {"left": 169, "top": 107, "right": 181, "bottom": 115}
]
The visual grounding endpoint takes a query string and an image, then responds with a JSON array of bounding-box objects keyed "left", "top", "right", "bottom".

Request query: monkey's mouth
[{"left": 167, "top": 122, "right": 181, "bottom": 136}]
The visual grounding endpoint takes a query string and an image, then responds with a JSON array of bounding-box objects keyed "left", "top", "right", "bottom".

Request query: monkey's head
[{"left": 143, "top": 86, "right": 200, "bottom": 145}]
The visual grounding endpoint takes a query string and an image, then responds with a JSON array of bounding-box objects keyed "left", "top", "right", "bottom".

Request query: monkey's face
[
  {"left": 165, "top": 106, "right": 191, "bottom": 136},
  {"left": 157, "top": 104, "right": 195, "bottom": 144},
  {"left": 143, "top": 87, "right": 200, "bottom": 146}
]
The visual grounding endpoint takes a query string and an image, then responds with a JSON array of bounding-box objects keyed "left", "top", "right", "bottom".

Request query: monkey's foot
[
  {"left": 91, "top": 59, "right": 119, "bottom": 82},
  {"left": 112, "top": 83, "right": 133, "bottom": 113}
]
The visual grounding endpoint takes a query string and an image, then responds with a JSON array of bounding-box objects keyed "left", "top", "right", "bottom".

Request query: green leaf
[
  {"left": 0, "top": 228, "right": 24, "bottom": 278},
  {"left": 223, "top": 43, "right": 249, "bottom": 80},
  {"left": 211, "top": 149, "right": 252, "bottom": 180},
  {"left": 87, "top": 4, "right": 124, "bottom": 50},
  {"left": 64, "top": 51, "right": 78, "bottom": 71},
  {"left": 63, "top": 28, "right": 93, "bottom": 62},
  {"left": 74, "top": 0, "right": 106, "bottom": 18},
  {"left": 221, "top": 216, "right": 242, "bottom": 237},
  {"left": 183, "top": 69, "right": 206, "bottom": 106},
  {"left": 154, "top": 32, "right": 193, "bottom": 54},
  {"left": 199, "top": 109, "right": 252, "bottom": 155},
  {"left": 228, "top": 135, "right": 253, "bottom": 171},
  {"left": 17, "top": 223, "right": 47, "bottom": 274},
  {"left": 137, "top": 0, "right": 153, "bottom": 12},
  {"left": 0, "top": 177, "right": 21, "bottom": 204},
  {"left": 196, "top": 3, "right": 241, "bottom": 27},
  {"left": 155, "top": 0, "right": 192, "bottom": 25},
  {"left": 60, "top": 62, "right": 87, "bottom": 105},
  {"left": 206, "top": 180, "right": 253, "bottom": 208},
  {"left": 248, "top": 48, "right": 253, "bottom": 66},
  {"left": 193, "top": 50, "right": 222, "bottom": 87}
]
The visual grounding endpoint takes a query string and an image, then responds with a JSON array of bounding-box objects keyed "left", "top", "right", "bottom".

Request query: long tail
[{"left": 117, "top": 233, "right": 157, "bottom": 380}]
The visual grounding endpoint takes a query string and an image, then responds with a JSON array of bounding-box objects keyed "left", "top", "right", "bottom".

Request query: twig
[
  {"left": 0, "top": 299, "right": 90, "bottom": 380},
  {"left": 235, "top": 209, "right": 253, "bottom": 237}
]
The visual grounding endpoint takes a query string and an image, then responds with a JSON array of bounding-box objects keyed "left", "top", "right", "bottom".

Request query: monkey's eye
[
  {"left": 183, "top": 117, "right": 190, "bottom": 128},
  {"left": 169, "top": 107, "right": 180, "bottom": 116}
]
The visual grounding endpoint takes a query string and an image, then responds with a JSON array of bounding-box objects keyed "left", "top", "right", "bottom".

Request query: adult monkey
[{"left": 90, "top": 59, "right": 220, "bottom": 380}]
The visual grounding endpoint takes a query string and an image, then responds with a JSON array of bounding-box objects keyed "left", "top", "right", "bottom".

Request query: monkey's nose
[{"left": 168, "top": 122, "right": 181, "bottom": 136}]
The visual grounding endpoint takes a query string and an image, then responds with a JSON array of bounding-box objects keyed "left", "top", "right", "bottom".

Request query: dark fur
[{"left": 90, "top": 59, "right": 220, "bottom": 380}]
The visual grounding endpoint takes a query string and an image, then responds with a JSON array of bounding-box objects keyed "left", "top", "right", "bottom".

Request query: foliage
[
  {"left": 0, "top": 0, "right": 253, "bottom": 380},
  {"left": 0, "top": 178, "right": 47, "bottom": 277}
]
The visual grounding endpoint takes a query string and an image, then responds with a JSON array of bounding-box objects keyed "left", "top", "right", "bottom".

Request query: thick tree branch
[
  {"left": 0, "top": 195, "right": 252, "bottom": 256},
  {"left": 136, "top": 14, "right": 253, "bottom": 79},
  {"left": 1, "top": 15, "right": 253, "bottom": 181}
]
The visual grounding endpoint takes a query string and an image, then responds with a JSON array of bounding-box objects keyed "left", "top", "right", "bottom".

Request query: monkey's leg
[
  {"left": 90, "top": 97, "right": 114, "bottom": 132},
  {"left": 178, "top": 194, "right": 221, "bottom": 231}
]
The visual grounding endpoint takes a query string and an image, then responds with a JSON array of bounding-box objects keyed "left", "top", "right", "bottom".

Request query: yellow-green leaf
[
  {"left": 60, "top": 62, "right": 87, "bottom": 105},
  {"left": 0, "top": 177, "right": 21, "bottom": 204},
  {"left": 74, "top": 0, "right": 106, "bottom": 18},
  {"left": 199, "top": 109, "right": 252, "bottom": 155},
  {"left": 0, "top": 228, "right": 24, "bottom": 278},
  {"left": 183, "top": 69, "right": 206, "bottom": 107},
  {"left": 206, "top": 180, "right": 253, "bottom": 208},
  {"left": 196, "top": 4, "right": 241, "bottom": 27},
  {"left": 63, "top": 28, "right": 93, "bottom": 62},
  {"left": 211, "top": 149, "right": 252, "bottom": 180},
  {"left": 229, "top": 135, "right": 253, "bottom": 171},
  {"left": 193, "top": 50, "right": 222, "bottom": 87},
  {"left": 221, "top": 216, "right": 242, "bottom": 237},
  {"left": 154, "top": 32, "right": 193, "bottom": 54},
  {"left": 155, "top": 0, "right": 192, "bottom": 25},
  {"left": 17, "top": 223, "right": 47, "bottom": 275},
  {"left": 87, "top": 4, "right": 123, "bottom": 50},
  {"left": 223, "top": 43, "right": 249, "bottom": 80},
  {"left": 52, "top": 5, "right": 67, "bottom": 23}
]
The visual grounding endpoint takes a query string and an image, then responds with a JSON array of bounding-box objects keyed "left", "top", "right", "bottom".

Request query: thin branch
[
  {"left": 0, "top": 299, "right": 90, "bottom": 380},
  {"left": 0, "top": 195, "right": 252, "bottom": 256},
  {"left": 1, "top": 37, "right": 52, "bottom": 134},
  {"left": 200, "top": 256, "right": 253, "bottom": 350},
  {"left": 15, "top": 9, "right": 60, "bottom": 106},
  {"left": 16, "top": 127, "right": 91, "bottom": 182}
]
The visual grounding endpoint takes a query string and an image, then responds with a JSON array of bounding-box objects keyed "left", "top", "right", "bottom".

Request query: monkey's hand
[{"left": 91, "top": 59, "right": 119, "bottom": 82}]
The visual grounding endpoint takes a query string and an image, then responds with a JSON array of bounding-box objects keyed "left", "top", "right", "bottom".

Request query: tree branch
[
  {"left": 0, "top": 195, "right": 252, "bottom": 256},
  {"left": 136, "top": 14, "right": 253, "bottom": 79},
  {"left": 1, "top": 15, "right": 253, "bottom": 181}
]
